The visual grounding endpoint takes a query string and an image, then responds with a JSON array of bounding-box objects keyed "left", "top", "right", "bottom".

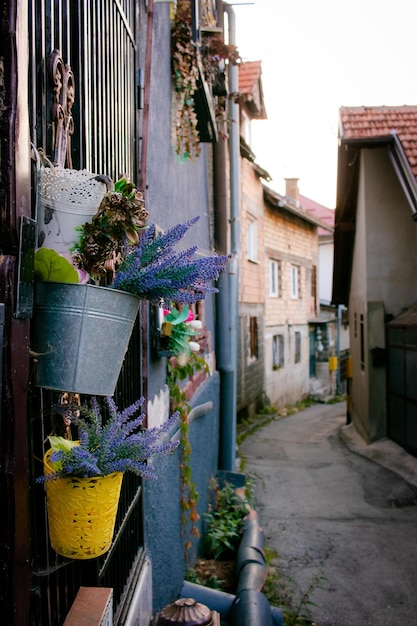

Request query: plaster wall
[{"left": 264, "top": 323, "right": 310, "bottom": 407}]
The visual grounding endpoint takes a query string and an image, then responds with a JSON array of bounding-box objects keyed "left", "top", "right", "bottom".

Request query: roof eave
[
  {"left": 332, "top": 131, "right": 417, "bottom": 306},
  {"left": 263, "top": 186, "right": 323, "bottom": 228}
]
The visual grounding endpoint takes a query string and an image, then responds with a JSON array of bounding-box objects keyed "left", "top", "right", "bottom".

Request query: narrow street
[{"left": 239, "top": 402, "right": 417, "bottom": 626}]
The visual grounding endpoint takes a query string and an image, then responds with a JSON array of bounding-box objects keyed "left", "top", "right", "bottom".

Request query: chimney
[{"left": 285, "top": 178, "right": 300, "bottom": 206}]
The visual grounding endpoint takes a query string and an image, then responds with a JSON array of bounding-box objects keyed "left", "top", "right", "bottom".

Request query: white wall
[{"left": 319, "top": 240, "right": 334, "bottom": 304}]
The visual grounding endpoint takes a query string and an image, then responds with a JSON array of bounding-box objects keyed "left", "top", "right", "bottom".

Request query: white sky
[{"left": 231, "top": 0, "right": 417, "bottom": 208}]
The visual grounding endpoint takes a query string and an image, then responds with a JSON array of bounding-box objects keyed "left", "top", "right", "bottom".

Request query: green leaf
[
  {"left": 114, "top": 177, "right": 127, "bottom": 192},
  {"left": 48, "top": 435, "right": 79, "bottom": 453},
  {"left": 34, "top": 248, "right": 79, "bottom": 283}
]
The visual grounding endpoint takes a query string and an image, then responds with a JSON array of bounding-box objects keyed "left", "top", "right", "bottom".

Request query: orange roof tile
[
  {"left": 238, "top": 61, "right": 267, "bottom": 120},
  {"left": 238, "top": 60, "right": 262, "bottom": 95},
  {"left": 340, "top": 105, "right": 417, "bottom": 179}
]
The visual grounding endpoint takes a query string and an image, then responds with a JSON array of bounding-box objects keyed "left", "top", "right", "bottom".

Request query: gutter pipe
[
  {"left": 180, "top": 507, "right": 283, "bottom": 625},
  {"left": 214, "top": 2, "right": 240, "bottom": 471}
]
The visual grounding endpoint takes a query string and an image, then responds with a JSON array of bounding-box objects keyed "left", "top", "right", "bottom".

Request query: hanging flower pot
[
  {"left": 33, "top": 282, "right": 140, "bottom": 396},
  {"left": 43, "top": 449, "right": 123, "bottom": 559},
  {"left": 38, "top": 163, "right": 108, "bottom": 256},
  {"left": 38, "top": 397, "right": 180, "bottom": 560}
]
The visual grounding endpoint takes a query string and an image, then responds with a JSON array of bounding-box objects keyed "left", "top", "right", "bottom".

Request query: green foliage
[
  {"left": 203, "top": 479, "right": 248, "bottom": 560},
  {"left": 262, "top": 546, "right": 326, "bottom": 626},
  {"left": 34, "top": 248, "right": 79, "bottom": 283},
  {"left": 184, "top": 568, "right": 225, "bottom": 591},
  {"left": 167, "top": 353, "right": 209, "bottom": 565},
  {"left": 162, "top": 305, "right": 200, "bottom": 356}
]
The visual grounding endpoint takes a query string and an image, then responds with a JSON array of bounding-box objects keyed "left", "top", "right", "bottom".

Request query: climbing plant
[
  {"left": 167, "top": 352, "right": 209, "bottom": 566},
  {"left": 171, "top": 0, "right": 241, "bottom": 159}
]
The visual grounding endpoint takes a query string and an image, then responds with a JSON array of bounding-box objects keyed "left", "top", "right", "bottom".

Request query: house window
[
  {"left": 249, "top": 316, "right": 258, "bottom": 359},
  {"left": 272, "top": 334, "right": 284, "bottom": 369},
  {"left": 291, "top": 265, "right": 299, "bottom": 298},
  {"left": 294, "top": 331, "right": 301, "bottom": 363},
  {"left": 247, "top": 217, "right": 258, "bottom": 262},
  {"left": 269, "top": 259, "right": 280, "bottom": 297}
]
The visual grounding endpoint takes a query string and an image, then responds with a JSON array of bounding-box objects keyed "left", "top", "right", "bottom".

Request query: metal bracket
[{"left": 15, "top": 216, "right": 36, "bottom": 319}]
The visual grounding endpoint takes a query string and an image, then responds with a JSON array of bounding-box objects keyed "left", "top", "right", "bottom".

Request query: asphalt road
[{"left": 239, "top": 402, "right": 417, "bottom": 626}]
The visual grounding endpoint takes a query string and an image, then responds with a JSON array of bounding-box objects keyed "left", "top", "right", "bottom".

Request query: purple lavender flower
[
  {"left": 37, "top": 397, "right": 179, "bottom": 481},
  {"left": 113, "top": 216, "right": 230, "bottom": 305}
]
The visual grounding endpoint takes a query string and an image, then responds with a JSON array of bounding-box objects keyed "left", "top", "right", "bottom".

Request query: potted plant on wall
[
  {"left": 158, "top": 304, "right": 203, "bottom": 359},
  {"left": 37, "top": 396, "right": 179, "bottom": 559},
  {"left": 33, "top": 176, "right": 230, "bottom": 396}
]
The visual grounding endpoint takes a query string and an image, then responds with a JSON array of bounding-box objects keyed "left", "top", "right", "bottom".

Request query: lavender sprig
[
  {"left": 113, "top": 217, "right": 230, "bottom": 305},
  {"left": 38, "top": 397, "right": 179, "bottom": 481}
]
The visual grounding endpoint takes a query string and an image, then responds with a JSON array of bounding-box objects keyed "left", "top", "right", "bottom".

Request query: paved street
[{"left": 239, "top": 402, "right": 417, "bottom": 626}]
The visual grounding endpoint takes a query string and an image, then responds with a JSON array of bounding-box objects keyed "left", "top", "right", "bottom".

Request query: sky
[{"left": 231, "top": 0, "right": 417, "bottom": 208}]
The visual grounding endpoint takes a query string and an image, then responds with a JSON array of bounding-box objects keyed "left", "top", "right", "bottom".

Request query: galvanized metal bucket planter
[
  {"left": 43, "top": 449, "right": 123, "bottom": 559},
  {"left": 33, "top": 282, "right": 140, "bottom": 395}
]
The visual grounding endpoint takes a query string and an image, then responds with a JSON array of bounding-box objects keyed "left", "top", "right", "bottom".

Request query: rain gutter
[{"left": 218, "top": 2, "right": 240, "bottom": 471}]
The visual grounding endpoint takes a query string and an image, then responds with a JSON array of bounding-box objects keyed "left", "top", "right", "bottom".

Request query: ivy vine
[{"left": 167, "top": 352, "right": 209, "bottom": 566}]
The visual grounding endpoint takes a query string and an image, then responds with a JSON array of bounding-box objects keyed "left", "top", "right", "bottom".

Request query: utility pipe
[{"left": 218, "top": 2, "right": 240, "bottom": 470}]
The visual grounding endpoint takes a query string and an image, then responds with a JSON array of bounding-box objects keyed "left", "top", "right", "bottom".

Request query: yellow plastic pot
[{"left": 43, "top": 450, "right": 123, "bottom": 559}]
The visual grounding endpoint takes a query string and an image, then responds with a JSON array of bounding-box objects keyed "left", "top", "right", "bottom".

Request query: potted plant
[
  {"left": 37, "top": 396, "right": 179, "bottom": 559},
  {"left": 33, "top": 177, "right": 230, "bottom": 396},
  {"left": 159, "top": 304, "right": 203, "bottom": 359}
]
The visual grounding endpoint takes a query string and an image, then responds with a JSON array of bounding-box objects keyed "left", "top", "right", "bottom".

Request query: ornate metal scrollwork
[{"left": 48, "top": 49, "right": 75, "bottom": 167}]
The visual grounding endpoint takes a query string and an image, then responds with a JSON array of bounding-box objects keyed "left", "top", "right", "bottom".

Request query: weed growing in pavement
[{"left": 263, "top": 546, "right": 326, "bottom": 626}]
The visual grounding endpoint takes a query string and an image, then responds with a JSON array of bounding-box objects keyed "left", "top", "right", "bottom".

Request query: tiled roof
[
  {"left": 238, "top": 61, "right": 267, "bottom": 120},
  {"left": 238, "top": 61, "right": 262, "bottom": 95},
  {"left": 340, "top": 105, "right": 417, "bottom": 178},
  {"left": 300, "top": 194, "right": 335, "bottom": 235}
]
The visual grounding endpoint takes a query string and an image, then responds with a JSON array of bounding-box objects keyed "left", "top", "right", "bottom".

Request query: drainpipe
[
  {"left": 215, "top": 2, "right": 240, "bottom": 471},
  {"left": 335, "top": 304, "right": 341, "bottom": 395}
]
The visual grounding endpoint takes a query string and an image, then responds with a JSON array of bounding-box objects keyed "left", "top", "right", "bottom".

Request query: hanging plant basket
[
  {"left": 38, "top": 165, "right": 107, "bottom": 256},
  {"left": 43, "top": 449, "right": 123, "bottom": 559},
  {"left": 33, "top": 282, "right": 140, "bottom": 396}
]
